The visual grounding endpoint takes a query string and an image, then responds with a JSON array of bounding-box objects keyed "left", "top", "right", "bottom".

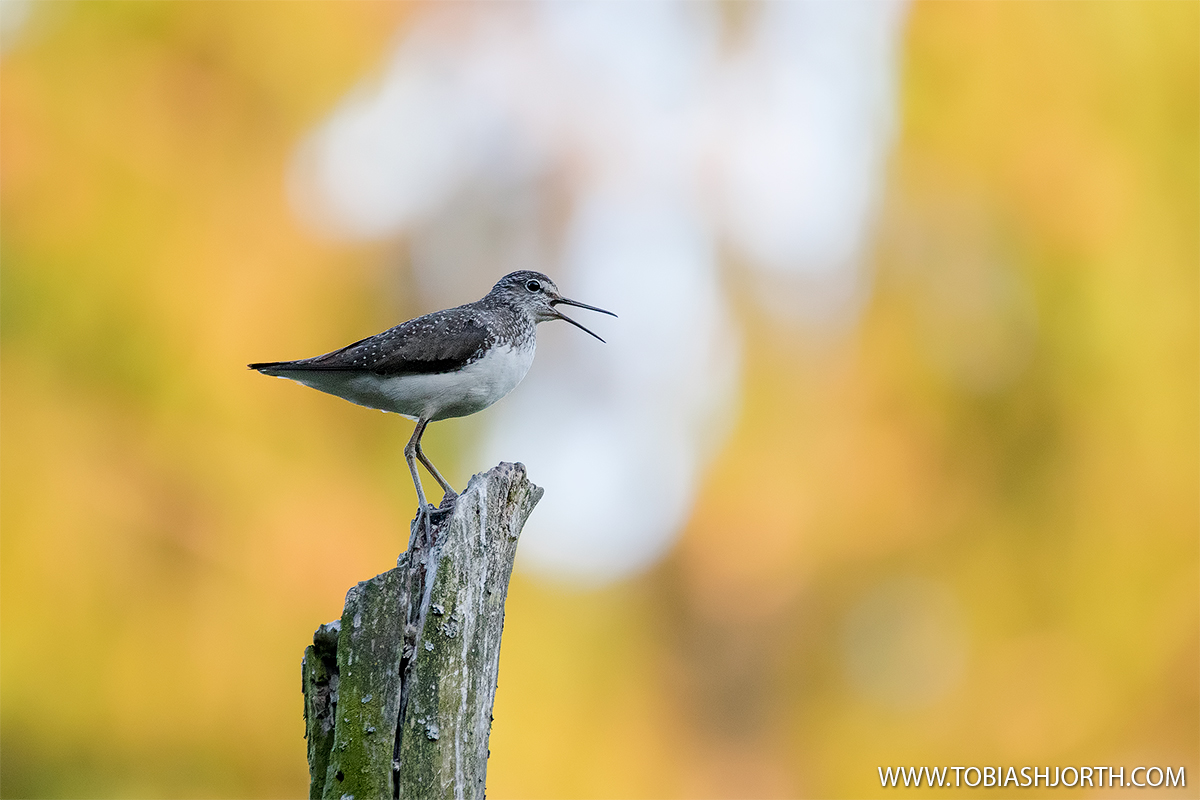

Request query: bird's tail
[{"left": 248, "top": 360, "right": 295, "bottom": 375}]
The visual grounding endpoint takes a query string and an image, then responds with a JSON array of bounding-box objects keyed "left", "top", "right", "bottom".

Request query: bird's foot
[
  {"left": 414, "top": 504, "right": 433, "bottom": 549},
  {"left": 414, "top": 499, "right": 455, "bottom": 547}
]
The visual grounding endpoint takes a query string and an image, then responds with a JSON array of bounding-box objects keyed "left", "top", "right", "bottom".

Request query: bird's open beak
[{"left": 549, "top": 296, "right": 617, "bottom": 343}]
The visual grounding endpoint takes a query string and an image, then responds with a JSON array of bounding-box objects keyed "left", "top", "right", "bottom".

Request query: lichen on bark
[{"left": 301, "top": 462, "right": 542, "bottom": 800}]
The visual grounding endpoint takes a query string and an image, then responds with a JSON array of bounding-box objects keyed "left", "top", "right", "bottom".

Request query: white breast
[{"left": 389, "top": 340, "right": 537, "bottom": 421}]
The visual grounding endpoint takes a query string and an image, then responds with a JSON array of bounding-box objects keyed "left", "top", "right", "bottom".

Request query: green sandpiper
[{"left": 249, "top": 270, "right": 615, "bottom": 535}]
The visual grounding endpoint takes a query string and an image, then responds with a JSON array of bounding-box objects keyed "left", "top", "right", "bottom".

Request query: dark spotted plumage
[
  {"left": 248, "top": 308, "right": 515, "bottom": 377},
  {"left": 247, "top": 272, "right": 560, "bottom": 377}
]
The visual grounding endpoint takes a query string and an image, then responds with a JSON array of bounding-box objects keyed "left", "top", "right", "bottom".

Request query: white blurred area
[
  {"left": 289, "top": 1, "right": 908, "bottom": 584},
  {"left": 0, "top": 0, "right": 31, "bottom": 52}
]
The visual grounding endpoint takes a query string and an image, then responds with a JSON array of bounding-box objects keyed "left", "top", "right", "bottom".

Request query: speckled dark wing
[{"left": 249, "top": 307, "right": 493, "bottom": 376}]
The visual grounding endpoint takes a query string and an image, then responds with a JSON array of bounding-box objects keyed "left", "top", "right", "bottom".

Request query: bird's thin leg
[
  {"left": 404, "top": 418, "right": 432, "bottom": 542},
  {"left": 414, "top": 436, "right": 456, "bottom": 502}
]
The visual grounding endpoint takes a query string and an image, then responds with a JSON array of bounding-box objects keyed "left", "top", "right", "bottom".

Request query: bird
[{"left": 249, "top": 270, "right": 615, "bottom": 536}]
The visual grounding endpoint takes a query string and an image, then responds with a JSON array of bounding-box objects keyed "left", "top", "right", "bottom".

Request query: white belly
[{"left": 276, "top": 341, "right": 537, "bottom": 421}]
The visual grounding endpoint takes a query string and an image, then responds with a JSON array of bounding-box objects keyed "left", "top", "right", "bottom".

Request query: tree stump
[{"left": 301, "top": 462, "right": 543, "bottom": 799}]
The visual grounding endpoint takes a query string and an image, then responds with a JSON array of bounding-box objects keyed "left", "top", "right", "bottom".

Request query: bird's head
[{"left": 490, "top": 271, "right": 616, "bottom": 342}]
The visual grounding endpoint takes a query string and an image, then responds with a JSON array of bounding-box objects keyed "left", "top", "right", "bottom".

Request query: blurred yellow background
[{"left": 1, "top": 2, "right": 1196, "bottom": 798}]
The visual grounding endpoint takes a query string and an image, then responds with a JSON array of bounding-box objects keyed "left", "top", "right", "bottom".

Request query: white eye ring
[{"left": 525, "top": 279, "right": 542, "bottom": 293}]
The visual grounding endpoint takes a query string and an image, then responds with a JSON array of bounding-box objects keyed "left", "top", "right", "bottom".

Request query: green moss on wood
[
  {"left": 321, "top": 564, "right": 408, "bottom": 800},
  {"left": 303, "top": 463, "right": 541, "bottom": 800},
  {"left": 303, "top": 619, "right": 341, "bottom": 799}
]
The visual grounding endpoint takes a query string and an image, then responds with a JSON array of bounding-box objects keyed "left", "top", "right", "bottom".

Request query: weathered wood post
[{"left": 301, "top": 462, "right": 543, "bottom": 799}]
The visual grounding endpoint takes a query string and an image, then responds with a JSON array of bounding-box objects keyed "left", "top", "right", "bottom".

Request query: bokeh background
[{"left": 2, "top": 1, "right": 1196, "bottom": 798}]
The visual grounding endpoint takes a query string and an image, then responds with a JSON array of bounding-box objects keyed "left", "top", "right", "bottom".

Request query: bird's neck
[{"left": 475, "top": 295, "right": 538, "bottom": 341}]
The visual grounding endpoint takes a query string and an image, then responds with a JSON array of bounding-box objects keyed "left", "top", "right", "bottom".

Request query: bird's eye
[{"left": 525, "top": 279, "right": 542, "bottom": 293}]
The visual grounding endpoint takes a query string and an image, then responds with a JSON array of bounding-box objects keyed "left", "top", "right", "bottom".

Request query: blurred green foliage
[{"left": 1, "top": 2, "right": 1196, "bottom": 797}]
